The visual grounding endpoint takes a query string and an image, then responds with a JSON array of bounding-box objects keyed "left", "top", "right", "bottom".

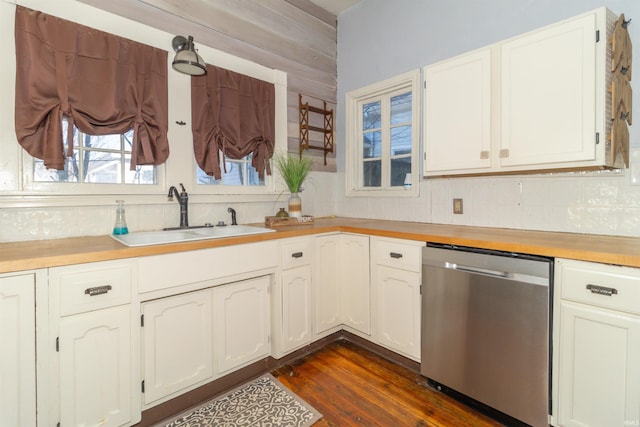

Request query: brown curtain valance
[
  {"left": 14, "top": 6, "right": 169, "bottom": 170},
  {"left": 191, "top": 64, "right": 275, "bottom": 180}
]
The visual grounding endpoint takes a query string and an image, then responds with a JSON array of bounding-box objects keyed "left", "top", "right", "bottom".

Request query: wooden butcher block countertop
[{"left": 2, "top": 217, "right": 640, "bottom": 274}]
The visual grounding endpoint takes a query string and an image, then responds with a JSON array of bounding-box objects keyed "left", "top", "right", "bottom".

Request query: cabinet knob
[{"left": 389, "top": 252, "right": 403, "bottom": 259}]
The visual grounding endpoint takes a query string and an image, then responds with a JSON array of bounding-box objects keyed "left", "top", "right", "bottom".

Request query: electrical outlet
[{"left": 453, "top": 198, "right": 463, "bottom": 214}]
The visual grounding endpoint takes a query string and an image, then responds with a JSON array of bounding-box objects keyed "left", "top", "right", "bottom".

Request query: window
[
  {"left": 196, "top": 154, "right": 264, "bottom": 187},
  {"left": 345, "top": 69, "right": 420, "bottom": 197},
  {"left": 33, "top": 119, "right": 156, "bottom": 185}
]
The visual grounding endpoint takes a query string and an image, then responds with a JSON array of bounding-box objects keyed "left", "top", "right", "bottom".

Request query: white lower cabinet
[
  {"left": 339, "top": 234, "right": 370, "bottom": 335},
  {"left": 49, "top": 260, "right": 139, "bottom": 427},
  {"left": 273, "top": 234, "right": 371, "bottom": 357},
  {"left": 554, "top": 259, "right": 640, "bottom": 427},
  {"left": 314, "top": 234, "right": 371, "bottom": 338},
  {"left": 279, "top": 266, "right": 313, "bottom": 354},
  {"left": 314, "top": 235, "right": 341, "bottom": 336},
  {"left": 214, "top": 276, "right": 270, "bottom": 375},
  {"left": 372, "top": 265, "right": 421, "bottom": 360},
  {"left": 273, "top": 237, "right": 314, "bottom": 357},
  {"left": 371, "top": 237, "right": 424, "bottom": 361},
  {"left": 142, "top": 276, "right": 271, "bottom": 406},
  {"left": 59, "top": 305, "right": 135, "bottom": 427},
  {"left": 0, "top": 273, "right": 36, "bottom": 427},
  {"left": 142, "top": 288, "right": 214, "bottom": 406}
]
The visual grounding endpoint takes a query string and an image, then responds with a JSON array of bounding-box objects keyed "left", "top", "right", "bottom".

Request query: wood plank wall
[{"left": 77, "top": 0, "right": 338, "bottom": 171}]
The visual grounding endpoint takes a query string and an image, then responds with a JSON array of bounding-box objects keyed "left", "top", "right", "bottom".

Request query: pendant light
[{"left": 171, "top": 35, "right": 207, "bottom": 76}]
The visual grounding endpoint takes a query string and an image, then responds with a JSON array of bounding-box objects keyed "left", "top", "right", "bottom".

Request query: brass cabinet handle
[
  {"left": 586, "top": 284, "right": 618, "bottom": 296},
  {"left": 84, "top": 285, "right": 112, "bottom": 296}
]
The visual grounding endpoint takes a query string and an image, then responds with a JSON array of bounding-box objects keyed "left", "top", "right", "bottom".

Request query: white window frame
[{"left": 345, "top": 69, "right": 420, "bottom": 197}]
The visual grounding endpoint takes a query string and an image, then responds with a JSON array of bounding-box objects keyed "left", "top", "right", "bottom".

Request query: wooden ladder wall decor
[
  {"left": 299, "top": 94, "right": 334, "bottom": 165},
  {"left": 610, "top": 13, "right": 632, "bottom": 168}
]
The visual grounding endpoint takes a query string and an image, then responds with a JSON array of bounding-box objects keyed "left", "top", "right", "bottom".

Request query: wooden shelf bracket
[{"left": 299, "top": 94, "right": 334, "bottom": 165}]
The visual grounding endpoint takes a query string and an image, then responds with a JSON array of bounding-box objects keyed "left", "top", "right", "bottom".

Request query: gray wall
[{"left": 336, "top": 0, "right": 640, "bottom": 171}]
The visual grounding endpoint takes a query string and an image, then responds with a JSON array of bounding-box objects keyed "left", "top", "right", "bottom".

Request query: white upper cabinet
[
  {"left": 423, "top": 7, "right": 619, "bottom": 176},
  {"left": 500, "top": 12, "right": 598, "bottom": 169},
  {"left": 424, "top": 48, "right": 492, "bottom": 174}
]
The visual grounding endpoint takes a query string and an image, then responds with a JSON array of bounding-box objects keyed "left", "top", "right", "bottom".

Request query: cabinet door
[
  {"left": 0, "top": 274, "right": 36, "bottom": 427},
  {"left": 340, "top": 235, "right": 370, "bottom": 335},
  {"left": 373, "top": 266, "right": 421, "bottom": 360},
  {"left": 424, "top": 48, "right": 492, "bottom": 174},
  {"left": 281, "top": 266, "right": 313, "bottom": 353},
  {"left": 142, "top": 289, "right": 214, "bottom": 405},
  {"left": 315, "top": 235, "right": 341, "bottom": 335},
  {"left": 214, "top": 276, "right": 270, "bottom": 374},
  {"left": 59, "top": 305, "right": 134, "bottom": 427},
  {"left": 501, "top": 12, "right": 597, "bottom": 167},
  {"left": 557, "top": 301, "right": 640, "bottom": 427}
]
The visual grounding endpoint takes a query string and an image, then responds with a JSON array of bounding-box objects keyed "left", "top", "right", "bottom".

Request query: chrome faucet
[
  {"left": 228, "top": 207, "right": 237, "bottom": 225},
  {"left": 167, "top": 183, "right": 189, "bottom": 228}
]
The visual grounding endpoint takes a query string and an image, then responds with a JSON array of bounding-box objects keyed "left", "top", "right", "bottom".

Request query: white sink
[{"left": 111, "top": 225, "right": 276, "bottom": 247}]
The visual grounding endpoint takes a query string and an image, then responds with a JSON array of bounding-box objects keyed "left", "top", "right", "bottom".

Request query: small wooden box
[{"left": 265, "top": 215, "right": 315, "bottom": 227}]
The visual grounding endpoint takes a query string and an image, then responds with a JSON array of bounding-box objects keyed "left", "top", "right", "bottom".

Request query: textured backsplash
[{"left": 2, "top": 169, "right": 640, "bottom": 242}]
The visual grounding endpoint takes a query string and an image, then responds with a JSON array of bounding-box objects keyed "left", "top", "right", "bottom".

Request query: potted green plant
[{"left": 274, "top": 154, "right": 313, "bottom": 218}]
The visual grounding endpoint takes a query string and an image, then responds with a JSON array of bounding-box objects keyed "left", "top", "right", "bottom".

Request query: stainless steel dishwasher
[{"left": 421, "top": 243, "right": 552, "bottom": 427}]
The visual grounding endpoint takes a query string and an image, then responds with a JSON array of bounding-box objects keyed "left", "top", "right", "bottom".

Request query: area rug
[{"left": 161, "top": 374, "right": 322, "bottom": 427}]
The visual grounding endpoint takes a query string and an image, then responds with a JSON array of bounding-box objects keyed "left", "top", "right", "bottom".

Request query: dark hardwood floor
[{"left": 272, "top": 340, "right": 503, "bottom": 427}]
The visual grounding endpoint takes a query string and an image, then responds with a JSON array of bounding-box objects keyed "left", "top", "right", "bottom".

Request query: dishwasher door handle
[{"left": 445, "top": 262, "right": 510, "bottom": 279}]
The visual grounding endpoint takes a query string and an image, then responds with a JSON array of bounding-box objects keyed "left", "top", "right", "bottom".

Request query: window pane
[
  {"left": 391, "top": 92, "right": 412, "bottom": 125},
  {"left": 196, "top": 166, "right": 221, "bottom": 185},
  {"left": 196, "top": 154, "right": 265, "bottom": 187},
  {"left": 362, "top": 101, "right": 381, "bottom": 130},
  {"left": 391, "top": 125, "right": 412, "bottom": 156},
  {"left": 61, "top": 118, "right": 78, "bottom": 152},
  {"left": 87, "top": 134, "right": 122, "bottom": 150},
  {"left": 35, "top": 121, "right": 154, "bottom": 184},
  {"left": 34, "top": 152, "right": 80, "bottom": 183},
  {"left": 363, "top": 159, "right": 381, "bottom": 187},
  {"left": 390, "top": 156, "right": 411, "bottom": 187},
  {"left": 363, "top": 131, "right": 381, "bottom": 159},
  {"left": 245, "top": 163, "right": 264, "bottom": 186},
  {"left": 123, "top": 129, "right": 134, "bottom": 151},
  {"left": 124, "top": 161, "right": 156, "bottom": 184},
  {"left": 84, "top": 151, "right": 121, "bottom": 183},
  {"left": 223, "top": 161, "right": 244, "bottom": 186}
]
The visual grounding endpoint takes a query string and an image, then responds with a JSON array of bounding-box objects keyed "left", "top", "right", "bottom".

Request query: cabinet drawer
[
  {"left": 371, "top": 238, "right": 422, "bottom": 273},
  {"left": 280, "top": 238, "right": 313, "bottom": 270},
  {"left": 52, "top": 261, "right": 133, "bottom": 316},
  {"left": 558, "top": 259, "right": 640, "bottom": 315}
]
